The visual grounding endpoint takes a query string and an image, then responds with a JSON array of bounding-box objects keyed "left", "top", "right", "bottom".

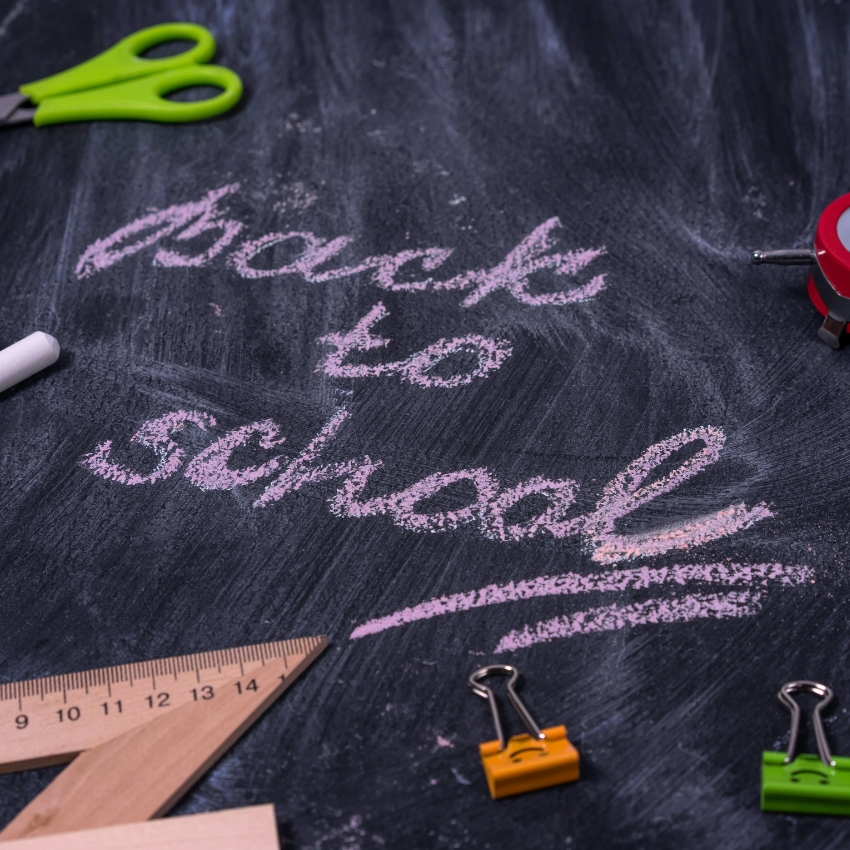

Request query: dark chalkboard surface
[{"left": 1, "top": 1, "right": 849, "bottom": 846}]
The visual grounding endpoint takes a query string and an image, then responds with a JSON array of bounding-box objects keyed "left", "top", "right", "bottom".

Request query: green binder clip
[{"left": 761, "top": 680, "right": 850, "bottom": 816}]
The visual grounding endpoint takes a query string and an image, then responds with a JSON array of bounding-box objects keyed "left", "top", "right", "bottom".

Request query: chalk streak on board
[
  {"left": 80, "top": 411, "right": 216, "bottom": 486},
  {"left": 0, "top": 0, "right": 27, "bottom": 42},
  {"left": 315, "top": 301, "right": 513, "bottom": 387},
  {"left": 81, "top": 411, "right": 773, "bottom": 562},
  {"left": 75, "top": 185, "right": 242, "bottom": 278},
  {"left": 349, "top": 562, "right": 812, "bottom": 639},
  {"left": 184, "top": 420, "right": 287, "bottom": 491},
  {"left": 75, "top": 187, "right": 607, "bottom": 308},
  {"left": 584, "top": 426, "right": 772, "bottom": 564},
  {"left": 494, "top": 591, "right": 762, "bottom": 653}
]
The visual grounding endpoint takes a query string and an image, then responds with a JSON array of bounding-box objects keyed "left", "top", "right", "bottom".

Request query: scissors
[{"left": 0, "top": 22, "right": 243, "bottom": 128}]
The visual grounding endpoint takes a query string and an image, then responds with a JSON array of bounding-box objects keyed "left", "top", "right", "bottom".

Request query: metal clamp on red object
[{"left": 753, "top": 192, "right": 850, "bottom": 349}]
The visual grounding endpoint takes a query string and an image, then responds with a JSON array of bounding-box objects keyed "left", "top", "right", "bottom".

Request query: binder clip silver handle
[
  {"left": 468, "top": 665, "right": 545, "bottom": 750},
  {"left": 778, "top": 680, "right": 835, "bottom": 768}
]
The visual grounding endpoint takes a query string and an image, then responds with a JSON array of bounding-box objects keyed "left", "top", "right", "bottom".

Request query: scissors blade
[
  {"left": 0, "top": 107, "right": 35, "bottom": 128},
  {"left": 0, "top": 91, "right": 25, "bottom": 121}
]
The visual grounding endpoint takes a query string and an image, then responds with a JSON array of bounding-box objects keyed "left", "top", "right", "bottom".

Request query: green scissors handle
[
  {"left": 32, "top": 64, "right": 243, "bottom": 126},
  {"left": 20, "top": 23, "right": 217, "bottom": 103}
]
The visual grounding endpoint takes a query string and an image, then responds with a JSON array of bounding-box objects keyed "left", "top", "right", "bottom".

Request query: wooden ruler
[
  {"left": 0, "top": 637, "right": 325, "bottom": 774},
  {"left": 0, "top": 806, "right": 280, "bottom": 850},
  {"left": 0, "top": 637, "right": 327, "bottom": 842}
]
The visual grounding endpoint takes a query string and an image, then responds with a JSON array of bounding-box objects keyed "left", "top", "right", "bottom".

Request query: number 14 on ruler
[{"left": 0, "top": 639, "right": 316, "bottom": 773}]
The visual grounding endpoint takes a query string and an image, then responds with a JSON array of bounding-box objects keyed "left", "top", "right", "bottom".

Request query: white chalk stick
[{"left": 0, "top": 331, "right": 61, "bottom": 393}]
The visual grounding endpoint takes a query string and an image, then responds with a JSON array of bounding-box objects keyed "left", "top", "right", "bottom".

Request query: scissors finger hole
[
  {"left": 164, "top": 85, "right": 227, "bottom": 103},
  {"left": 140, "top": 39, "right": 198, "bottom": 60}
]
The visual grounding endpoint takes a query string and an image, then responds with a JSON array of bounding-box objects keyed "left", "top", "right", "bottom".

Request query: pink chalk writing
[
  {"left": 349, "top": 562, "right": 813, "bottom": 639},
  {"left": 76, "top": 186, "right": 607, "bottom": 309},
  {"left": 380, "top": 468, "right": 500, "bottom": 532},
  {"left": 400, "top": 337, "right": 512, "bottom": 388},
  {"left": 229, "top": 231, "right": 355, "bottom": 280},
  {"left": 431, "top": 218, "right": 607, "bottom": 307},
  {"left": 253, "top": 410, "right": 370, "bottom": 508},
  {"left": 183, "top": 420, "right": 286, "bottom": 490},
  {"left": 316, "top": 303, "right": 394, "bottom": 378},
  {"left": 583, "top": 426, "right": 773, "bottom": 565},
  {"left": 494, "top": 591, "right": 760, "bottom": 652},
  {"left": 334, "top": 247, "right": 456, "bottom": 291},
  {"left": 315, "top": 302, "right": 513, "bottom": 387},
  {"left": 484, "top": 476, "right": 583, "bottom": 541},
  {"left": 81, "top": 409, "right": 772, "bottom": 564},
  {"left": 75, "top": 185, "right": 241, "bottom": 279},
  {"left": 80, "top": 410, "right": 216, "bottom": 485},
  {"left": 154, "top": 206, "right": 243, "bottom": 269}
]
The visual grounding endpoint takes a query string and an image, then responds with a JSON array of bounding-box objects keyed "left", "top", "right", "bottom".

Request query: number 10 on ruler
[{"left": 0, "top": 639, "right": 305, "bottom": 773}]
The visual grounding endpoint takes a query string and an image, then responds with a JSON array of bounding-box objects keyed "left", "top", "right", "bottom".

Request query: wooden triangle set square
[{"left": 0, "top": 636, "right": 327, "bottom": 848}]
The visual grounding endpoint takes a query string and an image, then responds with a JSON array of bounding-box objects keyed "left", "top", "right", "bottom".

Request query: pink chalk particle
[
  {"left": 254, "top": 410, "right": 370, "bottom": 507},
  {"left": 397, "top": 335, "right": 512, "bottom": 388},
  {"left": 320, "top": 247, "right": 455, "bottom": 291},
  {"left": 154, "top": 197, "right": 244, "bottom": 268},
  {"left": 316, "top": 303, "right": 396, "bottom": 378},
  {"left": 330, "top": 464, "right": 503, "bottom": 532},
  {"left": 590, "top": 503, "right": 773, "bottom": 564},
  {"left": 382, "top": 468, "right": 501, "bottom": 532},
  {"left": 327, "top": 458, "right": 388, "bottom": 518}
]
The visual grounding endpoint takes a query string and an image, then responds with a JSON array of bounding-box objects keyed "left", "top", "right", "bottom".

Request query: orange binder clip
[{"left": 468, "top": 665, "right": 579, "bottom": 799}]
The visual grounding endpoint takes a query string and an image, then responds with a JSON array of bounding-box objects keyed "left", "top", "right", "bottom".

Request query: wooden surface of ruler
[
  {"left": 0, "top": 637, "right": 326, "bottom": 773},
  {"left": 0, "top": 806, "right": 280, "bottom": 850}
]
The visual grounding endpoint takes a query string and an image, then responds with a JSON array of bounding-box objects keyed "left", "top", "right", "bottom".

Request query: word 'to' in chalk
[{"left": 0, "top": 331, "right": 60, "bottom": 393}]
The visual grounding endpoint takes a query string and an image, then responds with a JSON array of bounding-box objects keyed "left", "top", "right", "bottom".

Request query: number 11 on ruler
[{"left": 0, "top": 638, "right": 318, "bottom": 773}]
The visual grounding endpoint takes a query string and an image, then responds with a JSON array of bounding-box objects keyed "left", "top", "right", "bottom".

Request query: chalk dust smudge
[{"left": 584, "top": 426, "right": 772, "bottom": 564}]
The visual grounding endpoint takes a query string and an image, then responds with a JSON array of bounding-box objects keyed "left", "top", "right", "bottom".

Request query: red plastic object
[{"left": 809, "top": 192, "right": 850, "bottom": 322}]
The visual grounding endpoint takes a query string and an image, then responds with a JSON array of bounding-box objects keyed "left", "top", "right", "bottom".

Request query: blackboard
[{"left": 1, "top": 0, "right": 849, "bottom": 846}]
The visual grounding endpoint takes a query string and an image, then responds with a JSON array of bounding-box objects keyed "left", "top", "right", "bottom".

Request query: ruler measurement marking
[
  {"left": 0, "top": 640, "right": 312, "bottom": 706},
  {"left": 0, "top": 637, "right": 325, "bottom": 780}
]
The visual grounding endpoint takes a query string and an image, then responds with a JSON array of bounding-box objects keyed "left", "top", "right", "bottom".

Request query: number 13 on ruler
[{"left": 0, "top": 639, "right": 310, "bottom": 773}]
